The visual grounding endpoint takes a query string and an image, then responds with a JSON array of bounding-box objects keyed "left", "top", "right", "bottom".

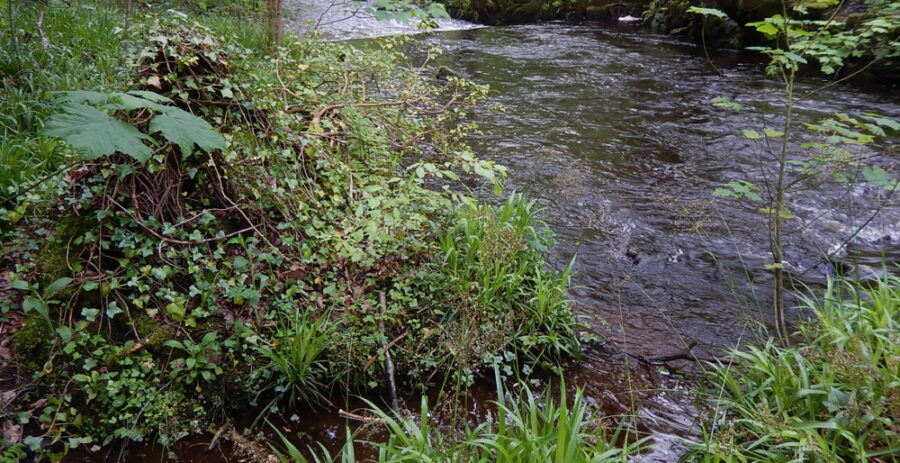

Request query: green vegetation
[
  {"left": 0, "top": 2, "right": 582, "bottom": 459},
  {"left": 688, "top": 275, "right": 900, "bottom": 462},
  {"left": 689, "top": 0, "right": 898, "bottom": 340},
  {"left": 647, "top": 0, "right": 900, "bottom": 71},
  {"left": 273, "top": 371, "right": 646, "bottom": 463},
  {"left": 2, "top": 0, "right": 898, "bottom": 462}
]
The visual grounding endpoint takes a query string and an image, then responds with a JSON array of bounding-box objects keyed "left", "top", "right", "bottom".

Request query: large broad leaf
[
  {"left": 149, "top": 107, "right": 226, "bottom": 158},
  {"left": 44, "top": 103, "right": 154, "bottom": 162},
  {"left": 52, "top": 90, "right": 170, "bottom": 111}
]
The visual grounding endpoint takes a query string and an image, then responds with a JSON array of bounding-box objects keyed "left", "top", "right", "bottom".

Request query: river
[{"left": 136, "top": 4, "right": 899, "bottom": 462}]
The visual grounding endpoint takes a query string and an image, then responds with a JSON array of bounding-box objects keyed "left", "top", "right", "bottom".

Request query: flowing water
[{"left": 118, "top": 7, "right": 899, "bottom": 462}]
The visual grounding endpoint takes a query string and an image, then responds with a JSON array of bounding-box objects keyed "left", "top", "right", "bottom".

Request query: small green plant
[
  {"left": 164, "top": 332, "right": 225, "bottom": 385},
  {"left": 257, "top": 313, "right": 334, "bottom": 409}
]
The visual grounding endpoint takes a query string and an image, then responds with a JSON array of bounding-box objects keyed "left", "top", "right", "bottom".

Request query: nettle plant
[{"left": 689, "top": 2, "right": 899, "bottom": 341}]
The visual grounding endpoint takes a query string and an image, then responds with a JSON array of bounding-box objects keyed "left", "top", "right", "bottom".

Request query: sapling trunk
[{"left": 772, "top": 1, "right": 796, "bottom": 343}]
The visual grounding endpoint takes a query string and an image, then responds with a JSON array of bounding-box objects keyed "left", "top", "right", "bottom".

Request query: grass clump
[
  {"left": 273, "top": 371, "right": 645, "bottom": 463},
  {"left": 688, "top": 275, "right": 900, "bottom": 462}
]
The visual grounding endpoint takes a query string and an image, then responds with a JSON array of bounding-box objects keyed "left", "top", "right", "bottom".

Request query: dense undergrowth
[
  {"left": 688, "top": 275, "right": 900, "bottom": 462},
  {"left": 3, "top": 2, "right": 899, "bottom": 463},
  {"left": 0, "top": 2, "right": 582, "bottom": 459}
]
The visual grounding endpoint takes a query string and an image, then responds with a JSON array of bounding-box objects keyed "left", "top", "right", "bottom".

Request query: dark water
[{"left": 109, "top": 16, "right": 899, "bottom": 463}]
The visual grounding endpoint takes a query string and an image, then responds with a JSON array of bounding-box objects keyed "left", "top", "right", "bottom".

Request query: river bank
[{"left": 2, "top": 1, "right": 899, "bottom": 462}]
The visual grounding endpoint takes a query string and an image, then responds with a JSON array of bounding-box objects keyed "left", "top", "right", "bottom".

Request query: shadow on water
[{"left": 95, "top": 17, "right": 899, "bottom": 463}]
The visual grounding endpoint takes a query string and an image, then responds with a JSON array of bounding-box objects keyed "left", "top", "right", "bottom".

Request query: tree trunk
[{"left": 267, "top": 0, "right": 283, "bottom": 46}]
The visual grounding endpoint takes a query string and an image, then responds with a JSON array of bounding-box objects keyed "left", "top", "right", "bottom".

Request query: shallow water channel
[{"left": 119, "top": 8, "right": 899, "bottom": 463}]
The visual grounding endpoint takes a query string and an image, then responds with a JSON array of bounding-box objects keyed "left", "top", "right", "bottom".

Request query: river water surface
[{"left": 127, "top": 6, "right": 899, "bottom": 462}]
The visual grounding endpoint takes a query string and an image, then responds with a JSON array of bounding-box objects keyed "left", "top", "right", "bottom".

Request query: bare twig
[
  {"left": 35, "top": 9, "right": 50, "bottom": 50},
  {"left": 361, "top": 329, "right": 410, "bottom": 373},
  {"left": 378, "top": 292, "right": 399, "bottom": 410}
]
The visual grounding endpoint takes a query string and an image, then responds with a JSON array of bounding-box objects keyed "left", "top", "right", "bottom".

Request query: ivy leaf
[
  {"left": 149, "top": 108, "right": 226, "bottom": 158},
  {"left": 44, "top": 103, "right": 154, "bottom": 162}
]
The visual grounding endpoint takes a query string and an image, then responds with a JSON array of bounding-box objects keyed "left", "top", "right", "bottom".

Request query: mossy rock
[
  {"left": 585, "top": 5, "right": 613, "bottom": 19},
  {"left": 11, "top": 315, "right": 54, "bottom": 373},
  {"left": 506, "top": 2, "right": 545, "bottom": 22}
]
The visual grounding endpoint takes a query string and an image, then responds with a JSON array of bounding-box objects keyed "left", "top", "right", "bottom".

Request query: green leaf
[
  {"left": 794, "top": 420, "right": 838, "bottom": 430},
  {"left": 44, "top": 277, "right": 73, "bottom": 298},
  {"left": 686, "top": 7, "right": 728, "bottom": 19},
  {"left": 149, "top": 108, "right": 226, "bottom": 158},
  {"left": 106, "top": 301, "right": 123, "bottom": 319},
  {"left": 44, "top": 103, "right": 154, "bottom": 162},
  {"left": 56, "top": 326, "right": 73, "bottom": 343},
  {"left": 862, "top": 166, "right": 896, "bottom": 189},
  {"left": 126, "top": 90, "right": 173, "bottom": 103},
  {"left": 23, "top": 436, "right": 44, "bottom": 452},
  {"left": 742, "top": 129, "right": 763, "bottom": 139},
  {"left": 711, "top": 97, "right": 743, "bottom": 111},
  {"left": 425, "top": 2, "right": 450, "bottom": 19},
  {"left": 233, "top": 256, "right": 250, "bottom": 271},
  {"left": 748, "top": 21, "right": 779, "bottom": 38},
  {"left": 23, "top": 296, "right": 48, "bottom": 317},
  {"left": 164, "top": 339, "right": 185, "bottom": 349},
  {"left": 783, "top": 51, "right": 808, "bottom": 64},
  {"left": 81, "top": 307, "right": 100, "bottom": 321}
]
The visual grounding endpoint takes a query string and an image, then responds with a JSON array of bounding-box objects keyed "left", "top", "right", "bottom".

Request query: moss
[
  {"left": 34, "top": 214, "right": 95, "bottom": 284},
  {"left": 134, "top": 315, "right": 171, "bottom": 342},
  {"left": 11, "top": 315, "right": 54, "bottom": 372}
]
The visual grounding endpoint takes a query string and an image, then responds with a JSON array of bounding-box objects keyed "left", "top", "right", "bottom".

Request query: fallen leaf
[
  {"left": 29, "top": 398, "right": 48, "bottom": 409},
  {"left": 147, "top": 75, "right": 162, "bottom": 89},
  {"left": 2, "top": 420, "right": 22, "bottom": 443}
]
